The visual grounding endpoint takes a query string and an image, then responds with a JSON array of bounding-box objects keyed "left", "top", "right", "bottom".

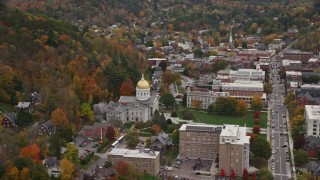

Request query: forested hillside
[{"left": 0, "top": 8, "right": 147, "bottom": 127}]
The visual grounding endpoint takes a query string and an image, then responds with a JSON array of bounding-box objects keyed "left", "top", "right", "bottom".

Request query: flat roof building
[
  {"left": 107, "top": 148, "right": 160, "bottom": 176},
  {"left": 305, "top": 105, "right": 320, "bottom": 137}
]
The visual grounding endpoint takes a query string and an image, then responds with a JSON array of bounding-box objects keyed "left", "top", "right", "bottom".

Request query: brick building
[
  {"left": 283, "top": 50, "right": 313, "bottom": 64},
  {"left": 107, "top": 148, "right": 160, "bottom": 176}
]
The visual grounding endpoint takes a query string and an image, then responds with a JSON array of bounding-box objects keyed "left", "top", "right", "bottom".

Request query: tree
[
  {"left": 160, "top": 92, "right": 175, "bottom": 108},
  {"left": 171, "top": 111, "right": 178, "bottom": 117},
  {"left": 294, "top": 149, "right": 309, "bottom": 166},
  {"left": 243, "top": 168, "right": 249, "bottom": 180},
  {"left": 16, "top": 110, "right": 34, "bottom": 128},
  {"left": 51, "top": 108, "right": 69, "bottom": 128},
  {"left": 264, "top": 83, "right": 273, "bottom": 95},
  {"left": 230, "top": 169, "right": 236, "bottom": 179},
  {"left": 191, "top": 99, "right": 202, "bottom": 110},
  {"left": 252, "top": 172, "right": 257, "bottom": 180},
  {"left": 249, "top": 23, "right": 259, "bottom": 34},
  {"left": 254, "top": 111, "right": 261, "bottom": 119},
  {"left": 251, "top": 136, "right": 272, "bottom": 160},
  {"left": 19, "top": 144, "right": 41, "bottom": 164},
  {"left": 172, "top": 129, "right": 179, "bottom": 145},
  {"left": 64, "top": 143, "right": 79, "bottom": 164},
  {"left": 81, "top": 103, "right": 95, "bottom": 125},
  {"left": 236, "top": 100, "right": 248, "bottom": 116},
  {"left": 152, "top": 124, "right": 162, "bottom": 135},
  {"left": 252, "top": 125, "right": 261, "bottom": 135},
  {"left": 145, "top": 138, "right": 151, "bottom": 148},
  {"left": 125, "top": 129, "right": 140, "bottom": 149},
  {"left": 159, "top": 113, "right": 168, "bottom": 131},
  {"left": 251, "top": 95, "right": 263, "bottom": 111},
  {"left": 114, "top": 160, "right": 142, "bottom": 179},
  {"left": 257, "top": 168, "right": 274, "bottom": 180},
  {"left": 220, "top": 168, "right": 226, "bottom": 177},
  {"left": 106, "top": 126, "right": 116, "bottom": 141},
  {"left": 119, "top": 79, "right": 134, "bottom": 96},
  {"left": 214, "top": 97, "right": 238, "bottom": 115},
  {"left": 48, "top": 133, "right": 62, "bottom": 159},
  {"left": 213, "top": 59, "right": 228, "bottom": 73},
  {"left": 152, "top": 110, "right": 161, "bottom": 124},
  {"left": 60, "top": 159, "right": 74, "bottom": 180},
  {"left": 59, "top": 128, "right": 73, "bottom": 143}
]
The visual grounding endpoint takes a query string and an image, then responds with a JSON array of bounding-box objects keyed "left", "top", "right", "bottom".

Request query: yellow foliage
[{"left": 60, "top": 159, "right": 74, "bottom": 180}]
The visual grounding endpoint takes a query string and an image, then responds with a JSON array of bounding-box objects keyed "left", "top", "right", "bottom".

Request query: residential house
[
  {"left": 308, "top": 161, "right": 320, "bottom": 179},
  {"left": 150, "top": 132, "right": 172, "bottom": 153},
  {"left": 43, "top": 156, "right": 60, "bottom": 178},
  {"left": 29, "top": 92, "right": 41, "bottom": 105},
  {"left": 34, "top": 120, "right": 55, "bottom": 136},
  {"left": 305, "top": 136, "right": 320, "bottom": 158},
  {"left": 90, "top": 164, "right": 115, "bottom": 180},
  {"left": 1, "top": 112, "right": 17, "bottom": 128},
  {"left": 17, "top": 102, "right": 32, "bottom": 112}
]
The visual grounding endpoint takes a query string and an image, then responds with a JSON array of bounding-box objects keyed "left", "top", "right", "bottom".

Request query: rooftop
[
  {"left": 305, "top": 105, "right": 320, "bottom": 120},
  {"left": 180, "top": 124, "right": 223, "bottom": 132},
  {"left": 107, "top": 148, "right": 160, "bottom": 159},
  {"left": 220, "top": 125, "right": 250, "bottom": 145},
  {"left": 286, "top": 71, "right": 302, "bottom": 76}
]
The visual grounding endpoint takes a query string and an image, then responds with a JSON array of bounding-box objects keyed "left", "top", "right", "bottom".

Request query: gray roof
[
  {"left": 305, "top": 136, "right": 320, "bottom": 149},
  {"left": 4, "top": 112, "right": 17, "bottom": 123},
  {"left": 41, "top": 120, "right": 54, "bottom": 128},
  {"left": 308, "top": 161, "right": 320, "bottom": 176},
  {"left": 93, "top": 165, "right": 115, "bottom": 179},
  {"left": 93, "top": 102, "right": 108, "bottom": 115},
  {"left": 186, "top": 125, "right": 221, "bottom": 132},
  {"left": 151, "top": 132, "right": 172, "bottom": 146},
  {"left": 44, "top": 156, "right": 59, "bottom": 169}
]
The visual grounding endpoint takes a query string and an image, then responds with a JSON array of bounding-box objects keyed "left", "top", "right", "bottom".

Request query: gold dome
[{"left": 137, "top": 74, "right": 150, "bottom": 89}]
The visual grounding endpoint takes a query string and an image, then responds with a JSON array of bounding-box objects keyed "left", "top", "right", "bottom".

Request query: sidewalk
[{"left": 286, "top": 109, "right": 296, "bottom": 180}]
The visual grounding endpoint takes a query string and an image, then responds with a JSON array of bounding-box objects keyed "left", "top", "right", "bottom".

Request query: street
[{"left": 268, "top": 54, "right": 294, "bottom": 180}]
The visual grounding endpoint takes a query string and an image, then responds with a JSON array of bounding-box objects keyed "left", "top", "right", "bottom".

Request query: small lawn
[
  {"left": 143, "top": 174, "right": 158, "bottom": 180},
  {"left": 0, "top": 102, "right": 14, "bottom": 112},
  {"left": 164, "top": 146, "right": 179, "bottom": 165}
]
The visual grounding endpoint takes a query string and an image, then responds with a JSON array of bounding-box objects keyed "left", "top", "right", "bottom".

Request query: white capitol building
[{"left": 102, "top": 74, "right": 160, "bottom": 123}]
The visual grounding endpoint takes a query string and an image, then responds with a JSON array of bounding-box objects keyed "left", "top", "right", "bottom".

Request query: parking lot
[
  {"left": 73, "top": 135, "right": 102, "bottom": 159},
  {"left": 160, "top": 158, "right": 214, "bottom": 180}
]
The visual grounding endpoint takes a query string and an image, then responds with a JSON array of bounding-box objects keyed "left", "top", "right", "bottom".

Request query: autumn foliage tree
[
  {"left": 220, "top": 168, "right": 226, "bottom": 177},
  {"left": 19, "top": 144, "right": 41, "bottom": 164},
  {"left": 252, "top": 125, "right": 261, "bottom": 135},
  {"left": 51, "top": 108, "right": 69, "bottom": 128},
  {"left": 106, "top": 126, "right": 116, "bottom": 141},
  {"left": 251, "top": 95, "right": 263, "bottom": 111},
  {"left": 243, "top": 168, "right": 249, "bottom": 180},
  {"left": 191, "top": 99, "right": 202, "bottom": 110},
  {"left": 152, "top": 124, "right": 162, "bottom": 135},
  {"left": 120, "top": 79, "right": 134, "bottom": 96},
  {"left": 60, "top": 159, "right": 74, "bottom": 180},
  {"left": 114, "top": 160, "right": 141, "bottom": 179},
  {"left": 230, "top": 169, "right": 236, "bottom": 179},
  {"left": 254, "top": 111, "right": 261, "bottom": 119},
  {"left": 236, "top": 99, "right": 248, "bottom": 116}
]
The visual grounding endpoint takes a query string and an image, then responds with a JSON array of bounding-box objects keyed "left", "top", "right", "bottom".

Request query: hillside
[{"left": 0, "top": 8, "right": 147, "bottom": 125}]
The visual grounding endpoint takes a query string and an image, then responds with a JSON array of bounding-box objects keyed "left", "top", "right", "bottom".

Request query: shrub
[
  {"left": 97, "top": 140, "right": 108, "bottom": 153},
  {"left": 80, "top": 152, "right": 94, "bottom": 165},
  {"left": 183, "top": 110, "right": 193, "bottom": 120},
  {"left": 171, "top": 111, "right": 178, "bottom": 117}
]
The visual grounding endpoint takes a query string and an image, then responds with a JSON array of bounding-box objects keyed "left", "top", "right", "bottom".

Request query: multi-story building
[
  {"left": 179, "top": 124, "right": 250, "bottom": 177},
  {"left": 286, "top": 71, "right": 302, "bottom": 89},
  {"left": 219, "top": 125, "right": 250, "bottom": 177},
  {"left": 186, "top": 91, "right": 229, "bottom": 109},
  {"left": 305, "top": 105, "right": 320, "bottom": 137},
  {"left": 179, "top": 124, "right": 222, "bottom": 160},
  {"left": 283, "top": 50, "right": 313, "bottom": 64},
  {"left": 229, "top": 69, "right": 265, "bottom": 82},
  {"left": 107, "top": 148, "right": 160, "bottom": 176},
  {"left": 213, "top": 80, "right": 266, "bottom": 106},
  {"left": 282, "top": 59, "right": 302, "bottom": 71}
]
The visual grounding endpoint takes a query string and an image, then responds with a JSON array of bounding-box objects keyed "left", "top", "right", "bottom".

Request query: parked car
[
  {"left": 93, "top": 144, "right": 99, "bottom": 148},
  {"left": 165, "top": 166, "right": 173, "bottom": 171}
]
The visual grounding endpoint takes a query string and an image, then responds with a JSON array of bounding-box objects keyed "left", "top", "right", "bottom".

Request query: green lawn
[
  {"left": 143, "top": 174, "right": 158, "bottom": 180},
  {"left": 0, "top": 102, "right": 14, "bottom": 112},
  {"left": 191, "top": 110, "right": 267, "bottom": 128}
]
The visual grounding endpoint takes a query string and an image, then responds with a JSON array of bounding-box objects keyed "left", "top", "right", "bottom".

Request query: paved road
[{"left": 268, "top": 54, "right": 293, "bottom": 180}]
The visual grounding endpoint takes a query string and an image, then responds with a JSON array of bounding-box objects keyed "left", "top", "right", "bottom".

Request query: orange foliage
[
  {"left": 152, "top": 124, "right": 162, "bottom": 134},
  {"left": 114, "top": 161, "right": 129, "bottom": 176},
  {"left": 6, "top": 166, "right": 18, "bottom": 179},
  {"left": 51, "top": 108, "right": 69, "bottom": 128},
  {"left": 119, "top": 79, "right": 134, "bottom": 96},
  {"left": 19, "top": 144, "right": 41, "bottom": 164},
  {"left": 59, "top": 34, "right": 69, "bottom": 42}
]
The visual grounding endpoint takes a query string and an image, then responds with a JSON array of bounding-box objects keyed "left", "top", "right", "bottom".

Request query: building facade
[
  {"left": 187, "top": 91, "right": 229, "bottom": 109},
  {"left": 219, "top": 125, "right": 250, "bottom": 177},
  {"left": 283, "top": 50, "right": 313, "bottom": 64},
  {"left": 82, "top": 122, "right": 110, "bottom": 139},
  {"left": 107, "top": 148, "right": 160, "bottom": 176},
  {"left": 305, "top": 105, "right": 320, "bottom": 137},
  {"left": 179, "top": 124, "right": 222, "bottom": 160},
  {"left": 229, "top": 69, "right": 265, "bottom": 82}
]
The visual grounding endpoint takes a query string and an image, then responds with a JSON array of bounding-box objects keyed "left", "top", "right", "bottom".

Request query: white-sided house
[{"left": 43, "top": 156, "right": 60, "bottom": 178}]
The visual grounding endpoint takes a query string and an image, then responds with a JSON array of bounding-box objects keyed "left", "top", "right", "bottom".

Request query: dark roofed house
[
  {"left": 151, "top": 132, "right": 172, "bottom": 153},
  {"left": 17, "top": 102, "right": 33, "bottom": 112},
  {"left": 43, "top": 156, "right": 60, "bottom": 178},
  {"left": 90, "top": 164, "right": 115, "bottom": 180},
  {"left": 34, "top": 120, "right": 55, "bottom": 136},
  {"left": 29, "top": 92, "right": 41, "bottom": 105},
  {"left": 1, "top": 112, "right": 17, "bottom": 128},
  {"left": 305, "top": 136, "right": 320, "bottom": 158},
  {"left": 308, "top": 161, "right": 320, "bottom": 178}
]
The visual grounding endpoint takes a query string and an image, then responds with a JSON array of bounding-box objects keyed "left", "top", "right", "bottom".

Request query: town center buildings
[{"left": 179, "top": 124, "right": 250, "bottom": 177}]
